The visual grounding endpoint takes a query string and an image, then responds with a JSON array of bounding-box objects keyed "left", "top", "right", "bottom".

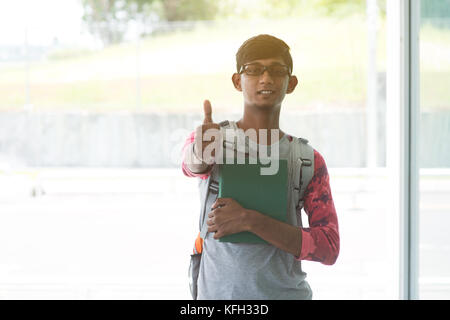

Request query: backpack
[{"left": 188, "top": 120, "right": 314, "bottom": 300}]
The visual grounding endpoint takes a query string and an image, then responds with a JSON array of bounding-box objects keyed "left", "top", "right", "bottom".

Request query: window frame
[{"left": 386, "top": 0, "right": 420, "bottom": 300}]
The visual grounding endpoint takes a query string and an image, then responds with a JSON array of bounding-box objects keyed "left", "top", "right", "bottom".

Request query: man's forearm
[
  {"left": 187, "top": 160, "right": 211, "bottom": 174},
  {"left": 185, "top": 142, "right": 212, "bottom": 174},
  {"left": 245, "top": 209, "right": 302, "bottom": 257}
]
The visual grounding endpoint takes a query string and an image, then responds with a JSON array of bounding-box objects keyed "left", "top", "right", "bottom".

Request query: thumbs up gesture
[
  {"left": 194, "top": 100, "right": 221, "bottom": 165},
  {"left": 203, "top": 99, "right": 214, "bottom": 125}
]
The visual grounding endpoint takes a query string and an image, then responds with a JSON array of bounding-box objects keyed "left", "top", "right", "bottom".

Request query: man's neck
[{"left": 236, "top": 105, "right": 284, "bottom": 145}]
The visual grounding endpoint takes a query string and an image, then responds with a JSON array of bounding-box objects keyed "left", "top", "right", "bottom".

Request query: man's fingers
[
  {"left": 208, "top": 224, "right": 218, "bottom": 233},
  {"left": 203, "top": 100, "right": 213, "bottom": 124},
  {"left": 193, "top": 100, "right": 220, "bottom": 164},
  {"left": 211, "top": 198, "right": 229, "bottom": 210},
  {"left": 212, "top": 230, "right": 221, "bottom": 239}
]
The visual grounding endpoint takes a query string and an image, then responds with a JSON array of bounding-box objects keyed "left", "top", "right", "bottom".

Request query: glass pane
[
  {"left": 419, "top": 0, "right": 450, "bottom": 299},
  {"left": 0, "top": 0, "right": 400, "bottom": 299}
]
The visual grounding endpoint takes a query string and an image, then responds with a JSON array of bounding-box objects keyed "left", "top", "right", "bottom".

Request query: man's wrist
[
  {"left": 243, "top": 208, "right": 261, "bottom": 232},
  {"left": 190, "top": 142, "right": 203, "bottom": 163},
  {"left": 186, "top": 143, "right": 211, "bottom": 173}
]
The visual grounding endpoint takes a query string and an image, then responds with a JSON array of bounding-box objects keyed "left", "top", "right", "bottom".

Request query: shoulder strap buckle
[
  {"left": 300, "top": 158, "right": 312, "bottom": 167},
  {"left": 209, "top": 179, "right": 219, "bottom": 194}
]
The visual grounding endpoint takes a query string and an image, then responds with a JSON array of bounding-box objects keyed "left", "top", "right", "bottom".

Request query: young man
[{"left": 181, "top": 34, "right": 339, "bottom": 299}]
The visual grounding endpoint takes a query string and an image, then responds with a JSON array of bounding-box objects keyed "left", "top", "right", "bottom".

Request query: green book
[{"left": 218, "top": 158, "right": 288, "bottom": 244}]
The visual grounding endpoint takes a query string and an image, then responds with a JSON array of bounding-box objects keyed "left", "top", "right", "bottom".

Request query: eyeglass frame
[{"left": 238, "top": 62, "right": 292, "bottom": 77}]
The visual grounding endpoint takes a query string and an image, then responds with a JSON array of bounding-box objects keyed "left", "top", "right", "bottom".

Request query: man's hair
[{"left": 235, "top": 34, "right": 293, "bottom": 74}]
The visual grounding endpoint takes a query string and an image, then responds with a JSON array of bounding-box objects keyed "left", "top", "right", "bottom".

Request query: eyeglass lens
[{"left": 243, "top": 64, "right": 289, "bottom": 77}]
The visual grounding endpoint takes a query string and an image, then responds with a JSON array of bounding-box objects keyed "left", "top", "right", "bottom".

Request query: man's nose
[{"left": 259, "top": 69, "right": 274, "bottom": 84}]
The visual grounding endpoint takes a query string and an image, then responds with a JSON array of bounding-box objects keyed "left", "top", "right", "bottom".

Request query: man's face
[{"left": 232, "top": 57, "right": 298, "bottom": 110}]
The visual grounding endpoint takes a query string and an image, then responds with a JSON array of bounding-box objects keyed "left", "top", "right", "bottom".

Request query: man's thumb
[{"left": 203, "top": 100, "right": 213, "bottom": 124}]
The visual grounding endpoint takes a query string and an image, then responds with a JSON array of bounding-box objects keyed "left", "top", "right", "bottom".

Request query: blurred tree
[
  {"left": 81, "top": 0, "right": 132, "bottom": 45},
  {"left": 161, "top": 0, "right": 219, "bottom": 21},
  {"left": 81, "top": 0, "right": 388, "bottom": 46},
  {"left": 421, "top": 0, "right": 450, "bottom": 29},
  {"left": 314, "top": 0, "right": 366, "bottom": 15},
  {"left": 81, "top": 0, "right": 220, "bottom": 46},
  {"left": 218, "top": 0, "right": 376, "bottom": 19},
  {"left": 422, "top": 0, "right": 450, "bottom": 18}
]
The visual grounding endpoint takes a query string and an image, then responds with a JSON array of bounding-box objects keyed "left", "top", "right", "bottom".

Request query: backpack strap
[
  {"left": 220, "top": 120, "right": 242, "bottom": 157},
  {"left": 199, "top": 174, "right": 219, "bottom": 239},
  {"left": 219, "top": 120, "right": 257, "bottom": 159},
  {"left": 289, "top": 137, "right": 314, "bottom": 227},
  {"left": 198, "top": 120, "right": 232, "bottom": 239}
]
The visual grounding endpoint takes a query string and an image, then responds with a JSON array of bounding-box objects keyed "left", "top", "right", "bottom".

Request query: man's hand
[
  {"left": 194, "top": 100, "right": 221, "bottom": 165},
  {"left": 207, "top": 197, "right": 303, "bottom": 257},
  {"left": 206, "top": 197, "right": 250, "bottom": 239}
]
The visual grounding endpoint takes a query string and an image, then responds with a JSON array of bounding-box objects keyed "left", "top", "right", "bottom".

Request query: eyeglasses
[{"left": 239, "top": 63, "right": 291, "bottom": 77}]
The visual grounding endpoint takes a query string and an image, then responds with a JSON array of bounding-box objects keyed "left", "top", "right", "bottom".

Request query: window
[
  {"left": 418, "top": 0, "right": 450, "bottom": 299},
  {"left": 2, "top": 0, "right": 438, "bottom": 300}
]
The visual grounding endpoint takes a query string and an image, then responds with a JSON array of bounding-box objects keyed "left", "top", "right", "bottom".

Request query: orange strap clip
[{"left": 193, "top": 232, "right": 204, "bottom": 254}]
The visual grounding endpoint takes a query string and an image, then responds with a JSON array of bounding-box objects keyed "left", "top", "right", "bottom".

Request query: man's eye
[
  {"left": 271, "top": 66, "right": 287, "bottom": 75},
  {"left": 246, "top": 66, "right": 262, "bottom": 74}
]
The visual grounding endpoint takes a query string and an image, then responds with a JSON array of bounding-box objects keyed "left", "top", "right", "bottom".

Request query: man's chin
[
  {"left": 253, "top": 102, "right": 280, "bottom": 110},
  {"left": 245, "top": 97, "right": 282, "bottom": 110}
]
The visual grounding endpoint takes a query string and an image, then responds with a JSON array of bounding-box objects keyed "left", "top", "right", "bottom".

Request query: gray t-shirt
[{"left": 197, "top": 123, "right": 312, "bottom": 300}]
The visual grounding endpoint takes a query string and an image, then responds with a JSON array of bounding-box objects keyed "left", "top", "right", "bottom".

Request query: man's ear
[
  {"left": 286, "top": 75, "right": 298, "bottom": 94},
  {"left": 232, "top": 73, "right": 242, "bottom": 92}
]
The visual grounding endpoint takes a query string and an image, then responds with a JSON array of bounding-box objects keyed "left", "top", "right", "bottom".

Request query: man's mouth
[{"left": 257, "top": 90, "right": 275, "bottom": 95}]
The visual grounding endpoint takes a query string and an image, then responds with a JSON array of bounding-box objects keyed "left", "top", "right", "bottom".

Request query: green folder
[{"left": 218, "top": 158, "right": 288, "bottom": 244}]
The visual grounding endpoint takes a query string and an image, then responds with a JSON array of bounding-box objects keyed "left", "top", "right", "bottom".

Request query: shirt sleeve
[
  {"left": 181, "top": 130, "right": 212, "bottom": 180},
  {"left": 296, "top": 149, "right": 340, "bottom": 265}
]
